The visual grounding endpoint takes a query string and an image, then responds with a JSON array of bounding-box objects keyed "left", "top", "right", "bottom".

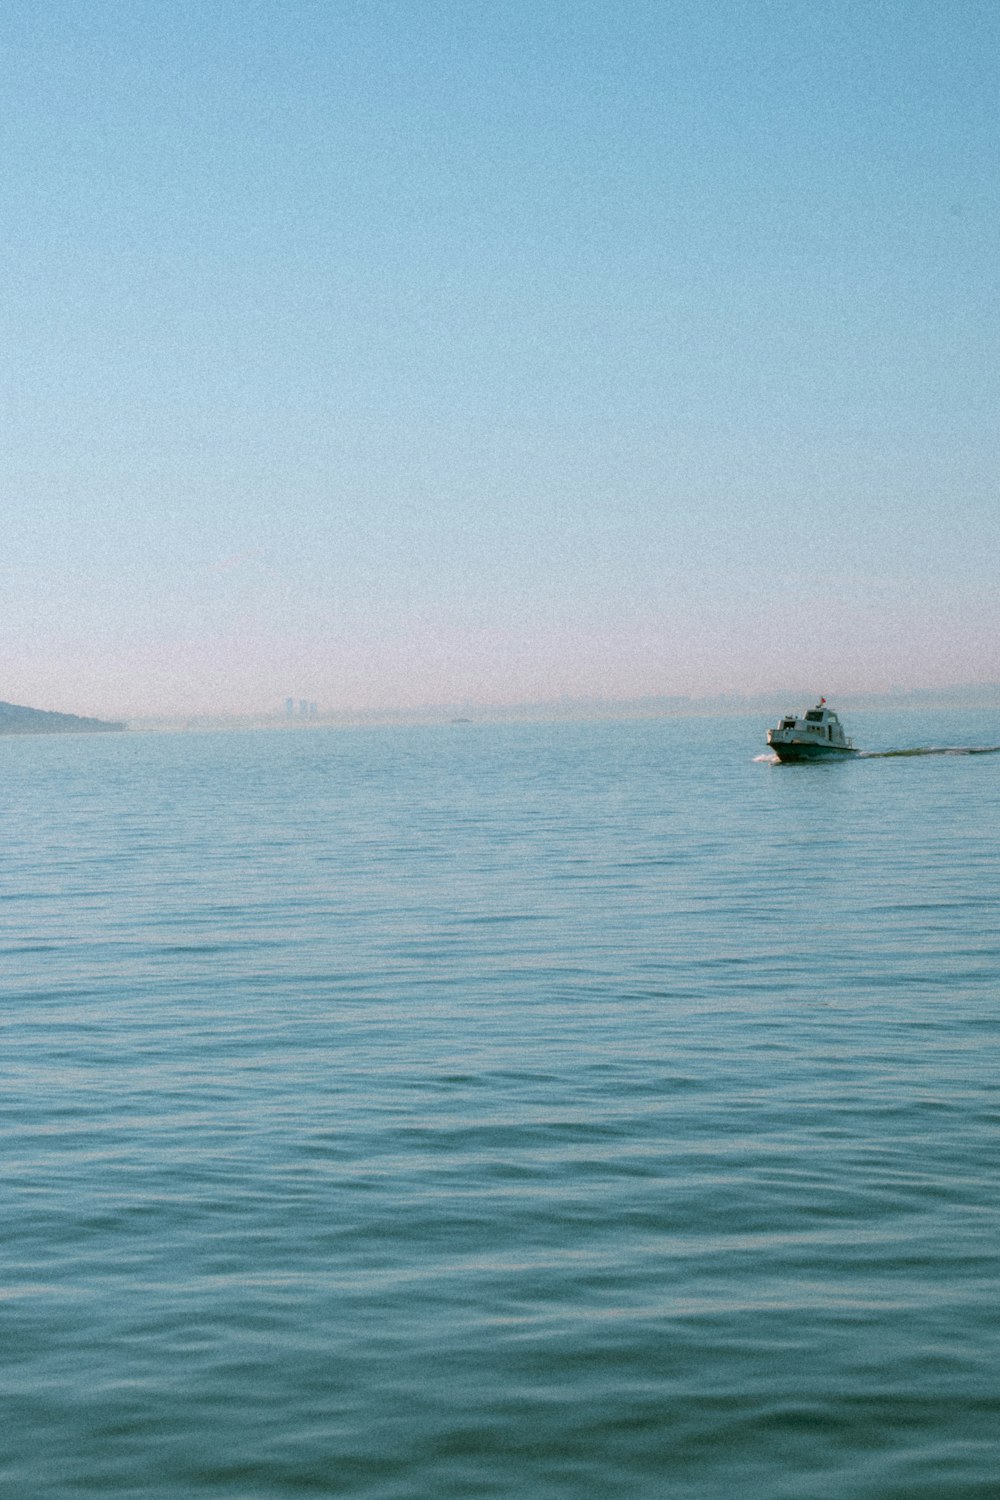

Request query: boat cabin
[{"left": 779, "top": 706, "right": 840, "bottom": 740}]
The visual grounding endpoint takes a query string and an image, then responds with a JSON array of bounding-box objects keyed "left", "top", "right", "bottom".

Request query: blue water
[{"left": 3, "top": 713, "right": 999, "bottom": 1498}]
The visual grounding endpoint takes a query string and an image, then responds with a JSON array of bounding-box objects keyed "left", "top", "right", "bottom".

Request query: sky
[{"left": 2, "top": 0, "right": 998, "bottom": 717}]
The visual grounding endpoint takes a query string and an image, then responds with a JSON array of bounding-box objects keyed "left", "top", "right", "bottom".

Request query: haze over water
[{"left": 4, "top": 712, "right": 999, "bottom": 1498}]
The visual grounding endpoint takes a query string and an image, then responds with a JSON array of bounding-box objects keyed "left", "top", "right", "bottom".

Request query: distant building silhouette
[{"left": 283, "top": 696, "right": 319, "bottom": 721}]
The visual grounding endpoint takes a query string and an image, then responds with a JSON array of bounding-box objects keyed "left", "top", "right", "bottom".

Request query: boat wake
[
  {"left": 859, "top": 745, "right": 1000, "bottom": 758},
  {"left": 757, "top": 746, "right": 1000, "bottom": 763}
]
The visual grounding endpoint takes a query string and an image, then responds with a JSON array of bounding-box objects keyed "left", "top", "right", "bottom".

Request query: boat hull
[{"left": 769, "top": 740, "right": 857, "bottom": 763}]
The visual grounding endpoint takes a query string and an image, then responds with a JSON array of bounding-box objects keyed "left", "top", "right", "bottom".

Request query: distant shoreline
[
  {"left": 8, "top": 684, "right": 999, "bottom": 738},
  {"left": 125, "top": 685, "right": 1000, "bottom": 734},
  {"left": 0, "top": 701, "right": 125, "bottom": 736}
]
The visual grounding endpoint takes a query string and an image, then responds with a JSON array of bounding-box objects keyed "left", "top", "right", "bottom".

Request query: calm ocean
[{"left": 3, "top": 712, "right": 999, "bottom": 1498}]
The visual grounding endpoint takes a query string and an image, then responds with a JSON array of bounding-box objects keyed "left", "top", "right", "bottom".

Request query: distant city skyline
[{"left": 3, "top": 1, "right": 998, "bottom": 718}]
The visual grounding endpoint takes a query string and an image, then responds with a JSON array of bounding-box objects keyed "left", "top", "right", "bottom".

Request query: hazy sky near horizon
[{"left": 3, "top": 0, "right": 998, "bottom": 716}]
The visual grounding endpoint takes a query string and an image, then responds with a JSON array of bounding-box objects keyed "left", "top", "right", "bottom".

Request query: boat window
[
  {"left": 805, "top": 710, "right": 823, "bottom": 722},
  {"left": 828, "top": 725, "right": 833, "bottom": 739},
  {"left": 782, "top": 719, "right": 795, "bottom": 729}
]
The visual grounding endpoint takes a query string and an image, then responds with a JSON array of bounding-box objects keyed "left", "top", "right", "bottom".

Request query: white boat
[{"left": 767, "top": 699, "right": 856, "bottom": 762}]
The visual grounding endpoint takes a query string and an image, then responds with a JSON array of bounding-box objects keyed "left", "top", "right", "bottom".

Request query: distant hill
[{"left": 0, "top": 701, "right": 125, "bottom": 735}]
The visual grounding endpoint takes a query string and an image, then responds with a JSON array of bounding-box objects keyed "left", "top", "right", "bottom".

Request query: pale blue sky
[{"left": 3, "top": 0, "right": 997, "bottom": 716}]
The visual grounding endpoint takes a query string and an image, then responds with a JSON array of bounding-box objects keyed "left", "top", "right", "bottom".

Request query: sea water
[{"left": 2, "top": 712, "right": 999, "bottom": 1498}]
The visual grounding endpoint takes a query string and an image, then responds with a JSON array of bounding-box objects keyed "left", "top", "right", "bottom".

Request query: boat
[{"left": 766, "top": 698, "right": 857, "bottom": 762}]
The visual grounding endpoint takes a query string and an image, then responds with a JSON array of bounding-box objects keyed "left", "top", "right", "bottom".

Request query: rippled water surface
[{"left": 3, "top": 713, "right": 1000, "bottom": 1498}]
